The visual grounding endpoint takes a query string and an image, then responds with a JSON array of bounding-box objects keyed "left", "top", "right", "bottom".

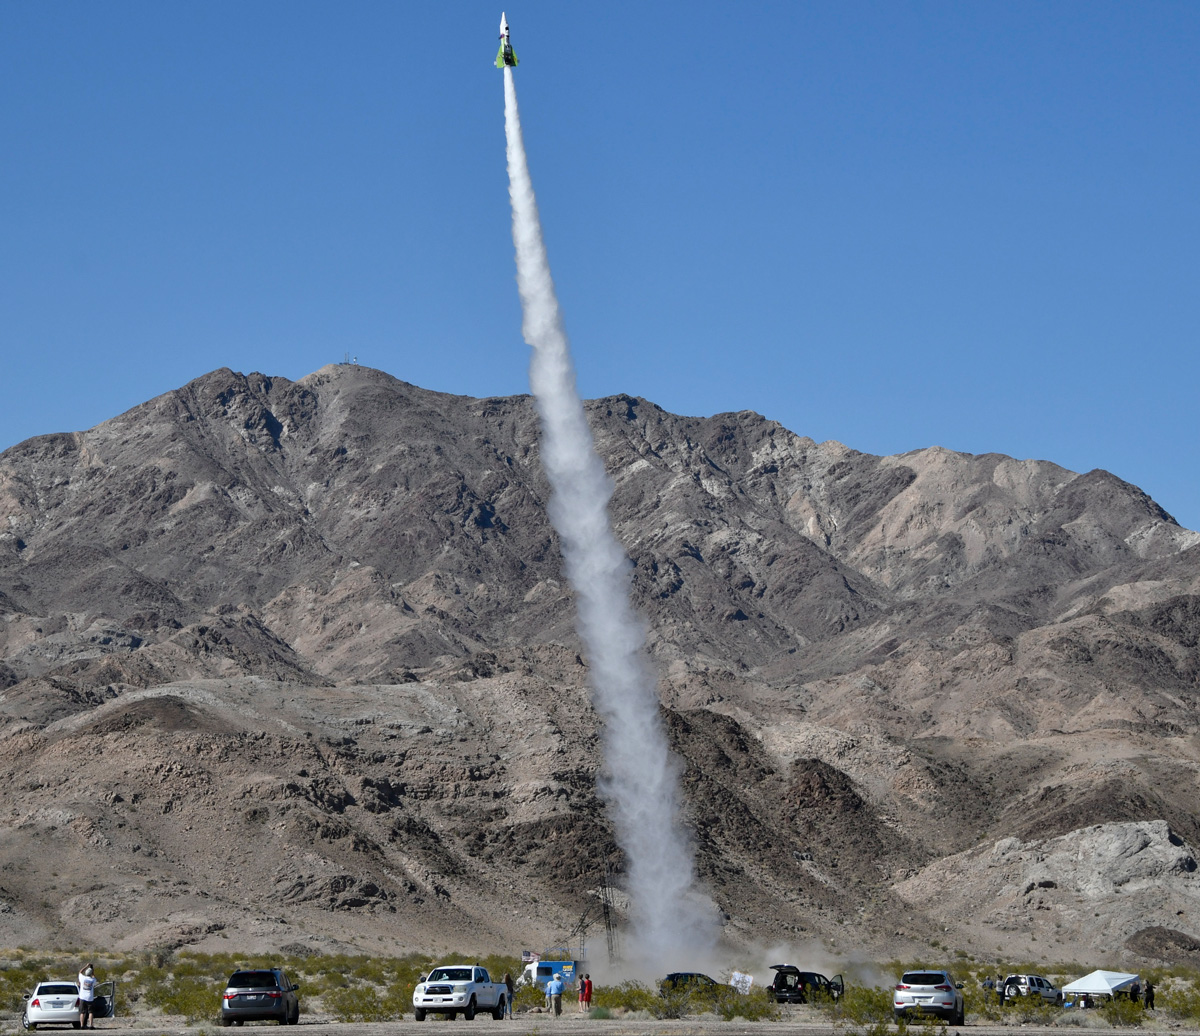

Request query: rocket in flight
[{"left": 495, "top": 12, "right": 518, "bottom": 68}]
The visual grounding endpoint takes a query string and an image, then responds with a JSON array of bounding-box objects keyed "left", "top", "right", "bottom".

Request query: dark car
[
  {"left": 660, "top": 973, "right": 721, "bottom": 994},
  {"left": 770, "top": 965, "right": 844, "bottom": 1004},
  {"left": 220, "top": 969, "right": 300, "bottom": 1026}
]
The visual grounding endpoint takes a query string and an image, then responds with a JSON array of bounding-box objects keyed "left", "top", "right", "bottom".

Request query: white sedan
[{"left": 22, "top": 982, "right": 80, "bottom": 1030}]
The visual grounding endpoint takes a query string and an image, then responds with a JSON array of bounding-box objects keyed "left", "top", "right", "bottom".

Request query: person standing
[
  {"left": 77, "top": 964, "right": 97, "bottom": 1029},
  {"left": 502, "top": 973, "right": 514, "bottom": 1019},
  {"left": 545, "top": 973, "right": 564, "bottom": 1017},
  {"left": 582, "top": 974, "right": 593, "bottom": 1012},
  {"left": 1144, "top": 981, "right": 1155, "bottom": 1010},
  {"left": 577, "top": 975, "right": 586, "bottom": 1013}
]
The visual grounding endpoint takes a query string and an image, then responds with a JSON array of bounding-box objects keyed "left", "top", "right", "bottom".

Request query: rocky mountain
[{"left": 1, "top": 363, "right": 1199, "bottom": 969}]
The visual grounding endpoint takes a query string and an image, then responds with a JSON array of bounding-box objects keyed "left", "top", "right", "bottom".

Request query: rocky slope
[{"left": 1, "top": 364, "right": 1199, "bottom": 969}]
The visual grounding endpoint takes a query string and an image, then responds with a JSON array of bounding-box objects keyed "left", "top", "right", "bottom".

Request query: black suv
[
  {"left": 660, "top": 973, "right": 720, "bottom": 994},
  {"left": 220, "top": 968, "right": 300, "bottom": 1026},
  {"left": 770, "top": 965, "right": 845, "bottom": 1004}
]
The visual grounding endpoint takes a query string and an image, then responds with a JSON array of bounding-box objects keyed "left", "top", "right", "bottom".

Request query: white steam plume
[{"left": 502, "top": 66, "right": 713, "bottom": 966}]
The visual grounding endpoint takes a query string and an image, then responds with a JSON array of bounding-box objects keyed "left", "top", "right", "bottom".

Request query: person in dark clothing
[
  {"left": 502, "top": 973, "right": 514, "bottom": 1018},
  {"left": 1144, "top": 981, "right": 1155, "bottom": 1010}
]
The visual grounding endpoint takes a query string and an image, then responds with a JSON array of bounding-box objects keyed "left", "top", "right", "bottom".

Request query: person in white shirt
[{"left": 77, "top": 964, "right": 96, "bottom": 1029}]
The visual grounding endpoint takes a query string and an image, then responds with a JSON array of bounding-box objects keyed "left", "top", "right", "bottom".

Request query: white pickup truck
[{"left": 412, "top": 964, "right": 507, "bottom": 1021}]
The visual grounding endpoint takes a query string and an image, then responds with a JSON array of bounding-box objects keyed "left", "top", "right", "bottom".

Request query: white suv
[
  {"left": 1002, "top": 974, "right": 1062, "bottom": 1004},
  {"left": 894, "top": 970, "right": 965, "bottom": 1025}
]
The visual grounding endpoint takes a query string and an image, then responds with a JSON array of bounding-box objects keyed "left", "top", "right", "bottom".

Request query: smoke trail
[{"left": 502, "top": 66, "right": 713, "bottom": 965}]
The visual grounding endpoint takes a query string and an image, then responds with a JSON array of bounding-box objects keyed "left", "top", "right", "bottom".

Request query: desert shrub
[
  {"left": 963, "top": 984, "right": 1004, "bottom": 1023},
  {"left": 169, "top": 956, "right": 215, "bottom": 980},
  {"left": 133, "top": 962, "right": 169, "bottom": 988},
  {"left": 655, "top": 985, "right": 691, "bottom": 1019},
  {"left": 1160, "top": 981, "right": 1200, "bottom": 1023},
  {"left": 830, "top": 984, "right": 895, "bottom": 1026},
  {"left": 511, "top": 981, "right": 547, "bottom": 1013},
  {"left": 345, "top": 957, "right": 389, "bottom": 985},
  {"left": 708, "top": 986, "right": 779, "bottom": 1021},
  {"left": 312, "top": 955, "right": 429, "bottom": 1021},
  {"left": 1099, "top": 996, "right": 1144, "bottom": 1027},
  {"left": 145, "top": 945, "right": 174, "bottom": 969},
  {"left": 475, "top": 955, "right": 523, "bottom": 986},
  {"left": 321, "top": 981, "right": 411, "bottom": 1023},
  {"left": 590, "top": 980, "right": 660, "bottom": 1015},
  {"left": 839, "top": 1021, "right": 894, "bottom": 1036},
  {"left": 999, "top": 995, "right": 1062, "bottom": 1025},
  {"left": 142, "top": 974, "right": 222, "bottom": 1023},
  {"left": 587, "top": 1005, "right": 613, "bottom": 1019},
  {"left": 650, "top": 982, "right": 777, "bottom": 1021}
]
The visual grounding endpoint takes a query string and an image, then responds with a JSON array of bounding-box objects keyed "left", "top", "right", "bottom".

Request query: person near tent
[{"left": 1144, "top": 981, "right": 1155, "bottom": 1010}]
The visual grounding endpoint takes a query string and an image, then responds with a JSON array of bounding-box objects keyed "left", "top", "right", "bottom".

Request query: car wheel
[
  {"left": 464, "top": 997, "right": 477, "bottom": 1021},
  {"left": 413, "top": 1009, "right": 426, "bottom": 1022},
  {"left": 235, "top": 1021, "right": 244, "bottom": 1027},
  {"left": 21, "top": 1016, "right": 31, "bottom": 1031},
  {"left": 492, "top": 997, "right": 505, "bottom": 1020},
  {"left": 893, "top": 1010, "right": 903, "bottom": 1023},
  {"left": 73, "top": 1025, "right": 81, "bottom": 1031},
  {"left": 446, "top": 1012, "right": 456, "bottom": 1021},
  {"left": 1005, "top": 985, "right": 1019, "bottom": 1001},
  {"left": 219, "top": 1019, "right": 231, "bottom": 1028}
]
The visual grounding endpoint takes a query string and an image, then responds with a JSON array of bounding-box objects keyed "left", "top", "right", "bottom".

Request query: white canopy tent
[{"left": 1062, "top": 971, "right": 1141, "bottom": 997}]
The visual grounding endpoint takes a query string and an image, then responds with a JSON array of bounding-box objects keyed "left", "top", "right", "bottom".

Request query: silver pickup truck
[{"left": 412, "top": 964, "right": 507, "bottom": 1020}]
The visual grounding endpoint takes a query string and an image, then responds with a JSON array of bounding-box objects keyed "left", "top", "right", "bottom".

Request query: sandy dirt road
[{"left": 83, "top": 1023, "right": 1195, "bottom": 1036}]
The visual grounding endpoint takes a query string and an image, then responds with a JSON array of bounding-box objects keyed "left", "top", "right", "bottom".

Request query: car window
[
  {"left": 902, "top": 973, "right": 947, "bottom": 986},
  {"left": 428, "top": 968, "right": 473, "bottom": 983},
  {"left": 229, "top": 971, "right": 279, "bottom": 988},
  {"left": 38, "top": 984, "right": 79, "bottom": 996}
]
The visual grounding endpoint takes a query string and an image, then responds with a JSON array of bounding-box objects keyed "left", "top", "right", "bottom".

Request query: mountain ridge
[{"left": 1, "top": 363, "right": 1198, "bottom": 967}]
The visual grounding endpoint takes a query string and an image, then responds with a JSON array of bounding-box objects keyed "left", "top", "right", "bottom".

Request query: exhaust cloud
[{"left": 502, "top": 66, "right": 714, "bottom": 967}]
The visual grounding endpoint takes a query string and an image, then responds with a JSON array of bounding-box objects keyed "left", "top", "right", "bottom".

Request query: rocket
[{"left": 495, "top": 12, "right": 518, "bottom": 68}]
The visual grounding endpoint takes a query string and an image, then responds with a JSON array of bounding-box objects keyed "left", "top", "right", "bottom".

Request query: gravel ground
[{"left": 74, "top": 1023, "right": 1200, "bottom": 1036}]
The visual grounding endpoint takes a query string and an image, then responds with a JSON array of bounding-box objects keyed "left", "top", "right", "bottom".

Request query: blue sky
[{"left": 3, "top": 2, "right": 1198, "bottom": 529}]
